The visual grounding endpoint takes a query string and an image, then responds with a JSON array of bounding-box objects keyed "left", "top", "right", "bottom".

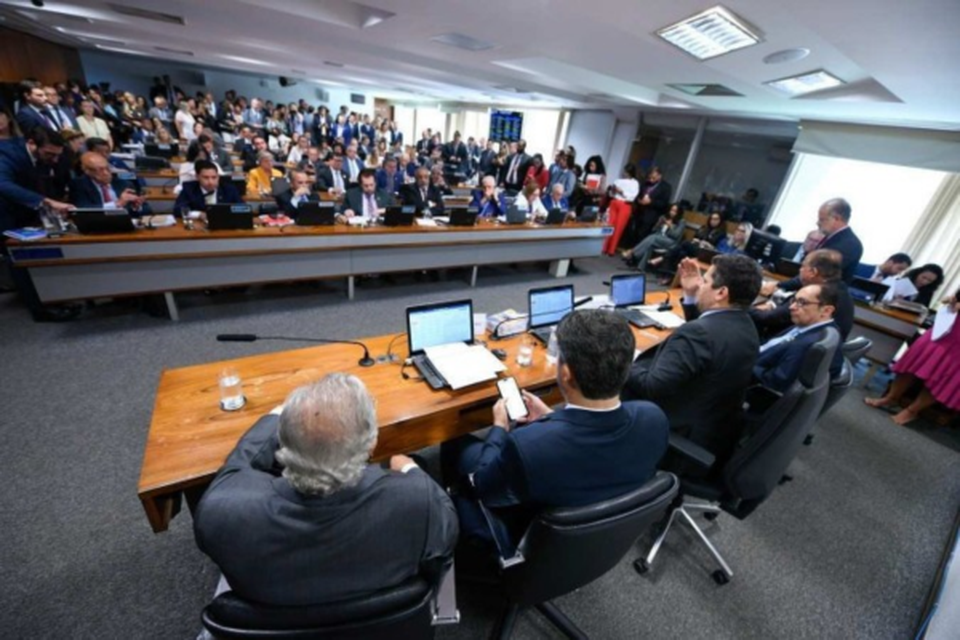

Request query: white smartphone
[{"left": 497, "top": 377, "right": 529, "bottom": 421}]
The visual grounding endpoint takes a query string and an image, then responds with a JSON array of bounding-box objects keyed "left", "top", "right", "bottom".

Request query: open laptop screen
[
  {"left": 407, "top": 299, "right": 474, "bottom": 355},
  {"left": 528, "top": 285, "right": 574, "bottom": 329},
  {"left": 610, "top": 274, "right": 646, "bottom": 307}
]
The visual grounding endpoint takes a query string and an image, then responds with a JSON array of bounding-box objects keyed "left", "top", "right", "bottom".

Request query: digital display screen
[
  {"left": 529, "top": 286, "right": 574, "bottom": 329},
  {"left": 611, "top": 275, "right": 646, "bottom": 307},
  {"left": 489, "top": 110, "right": 523, "bottom": 143},
  {"left": 407, "top": 300, "right": 474, "bottom": 354}
]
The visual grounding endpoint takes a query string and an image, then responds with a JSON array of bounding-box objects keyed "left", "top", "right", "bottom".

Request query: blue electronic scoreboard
[{"left": 489, "top": 110, "right": 523, "bottom": 143}]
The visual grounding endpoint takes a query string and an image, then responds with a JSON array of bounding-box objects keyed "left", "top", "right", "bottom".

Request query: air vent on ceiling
[
  {"left": 431, "top": 33, "right": 495, "bottom": 52},
  {"left": 668, "top": 83, "right": 744, "bottom": 97},
  {"left": 107, "top": 3, "right": 185, "bottom": 26},
  {"left": 155, "top": 46, "right": 194, "bottom": 56}
]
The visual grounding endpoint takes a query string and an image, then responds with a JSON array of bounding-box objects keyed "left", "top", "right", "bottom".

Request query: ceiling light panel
[
  {"left": 219, "top": 54, "right": 273, "bottom": 67},
  {"left": 657, "top": 5, "right": 762, "bottom": 61},
  {"left": 765, "top": 69, "right": 845, "bottom": 96},
  {"left": 431, "top": 33, "right": 496, "bottom": 52}
]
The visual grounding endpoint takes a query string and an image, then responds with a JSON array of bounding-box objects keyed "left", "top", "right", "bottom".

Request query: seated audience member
[
  {"left": 178, "top": 134, "right": 222, "bottom": 189},
  {"left": 754, "top": 282, "right": 844, "bottom": 393},
  {"left": 621, "top": 203, "right": 686, "bottom": 269},
  {"left": 541, "top": 182, "right": 570, "bottom": 212},
  {"left": 339, "top": 168, "right": 392, "bottom": 220},
  {"left": 546, "top": 151, "right": 576, "bottom": 198},
  {"left": 602, "top": 164, "right": 640, "bottom": 256},
  {"left": 751, "top": 249, "right": 854, "bottom": 341},
  {"left": 764, "top": 224, "right": 781, "bottom": 236},
  {"left": 790, "top": 228, "right": 825, "bottom": 262},
  {"left": 296, "top": 146, "right": 322, "bottom": 176},
  {"left": 82, "top": 137, "right": 127, "bottom": 172},
  {"left": 69, "top": 152, "right": 149, "bottom": 216},
  {"left": 515, "top": 181, "right": 547, "bottom": 218},
  {"left": 430, "top": 166, "right": 453, "bottom": 196},
  {"left": 375, "top": 156, "right": 402, "bottom": 194},
  {"left": 400, "top": 167, "right": 444, "bottom": 216},
  {"left": 524, "top": 153, "right": 550, "bottom": 192},
  {"left": 716, "top": 221, "right": 752, "bottom": 255},
  {"left": 194, "top": 374, "right": 457, "bottom": 606},
  {"left": 469, "top": 175, "right": 506, "bottom": 218},
  {"left": 649, "top": 211, "right": 726, "bottom": 280},
  {"left": 275, "top": 169, "right": 318, "bottom": 217},
  {"left": 342, "top": 144, "right": 365, "bottom": 185},
  {"left": 623, "top": 255, "right": 763, "bottom": 467},
  {"left": 398, "top": 152, "right": 417, "bottom": 183},
  {"left": 267, "top": 126, "right": 291, "bottom": 159},
  {"left": 443, "top": 310, "right": 669, "bottom": 548},
  {"left": 869, "top": 252, "right": 913, "bottom": 282},
  {"left": 154, "top": 122, "right": 175, "bottom": 145},
  {"left": 315, "top": 154, "right": 348, "bottom": 195},
  {"left": 174, "top": 160, "right": 243, "bottom": 212},
  {"left": 866, "top": 289, "right": 960, "bottom": 425},
  {"left": 76, "top": 100, "right": 113, "bottom": 149},
  {"left": 246, "top": 152, "right": 282, "bottom": 197},
  {"left": 886, "top": 264, "right": 945, "bottom": 307},
  {"left": 240, "top": 136, "right": 269, "bottom": 172},
  {"left": 233, "top": 125, "right": 255, "bottom": 153}
]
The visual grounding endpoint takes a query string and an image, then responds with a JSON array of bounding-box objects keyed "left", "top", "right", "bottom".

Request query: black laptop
[
  {"left": 610, "top": 273, "right": 658, "bottom": 329},
  {"left": 528, "top": 284, "right": 574, "bottom": 344},
  {"left": 849, "top": 277, "right": 890, "bottom": 305},
  {"left": 579, "top": 206, "right": 599, "bottom": 222},
  {"left": 296, "top": 201, "right": 336, "bottom": 226},
  {"left": 541, "top": 208, "right": 566, "bottom": 225},
  {"left": 134, "top": 156, "right": 168, "bottom": 170},
  {"left": 383, "top": 205, "right": 416, "bottom": 227},
  {"left": 777, "top": 258, "right": 802, "bottom": 278},
  {"left": 71, "top": 208, "right": 136, "bottom": 234},
  {"left": 405, "top": 299, "right": 475, "bottom": 389},
  {"left": 504, "top": 203, "right": 528, "bottom": 224},
  {"left": 206, "top": 203, "right": 255, "bottom": 231},
  {"left": 449, "top": 207, "right": 479, "bottom": 227},
  {"left": 144, "top": 142, "right": 179, "bottom": 158}
]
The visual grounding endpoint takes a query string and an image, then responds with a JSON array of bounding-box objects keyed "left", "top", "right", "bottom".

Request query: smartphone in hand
[{"left": 497, "top": 377, "right": 529, "bottom": 422}]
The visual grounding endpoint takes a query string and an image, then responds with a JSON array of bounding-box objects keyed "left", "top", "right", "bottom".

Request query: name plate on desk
[{"left": 9, "top": 246, "right": 65, "bottom": 262}]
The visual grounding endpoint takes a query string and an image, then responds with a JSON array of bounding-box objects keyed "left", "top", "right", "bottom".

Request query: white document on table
[
  {"left": 931, "top": 306, "right": 957, "bottom": 342},
  {"left": 347, "top": 216, "right": 369, "bottom": 226},
  {"left": 641, "top": 310, "right": 686, "bottom": 329},
  {"left": 423, "top": 342, "right": 506, "bottom": 390},
  {"left": 415, "top": 218, "right": 438, "bottom": 227}
]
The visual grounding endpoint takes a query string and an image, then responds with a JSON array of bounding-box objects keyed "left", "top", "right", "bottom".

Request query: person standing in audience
[
  {"left": 866, "top": 289, "right": 960, "bottom": 425},
  {"left": 340, "top": 168, "right": 392, "bottom": 220},
  {"left": 523, "top": 153, "right": 549, "bottom": 191},
  {"left": 470, "top": 175, "right": 506, "bottom": 218},
  {"left": 342, "top": 143, "right": 364, "bottom": 185},
  {"left": 869, "top": 253, "right": 913, "bottom": 281},
  {"left": 602, "top": 164, "right": 639, "bottom": 256},
  {"left": 478, "top": 139, "right": 497, "bottom": 178},
  {"left": 315, "top": 154, "right": 347, "bottom": 195},
  {"left": 442, "top": 131, "right": 469, "bottom": 175},
  {"left": 400, "top": 167, "right": 445, "bottom": 216},
  {"left": 76, "top": 99, "right": 113, "bottom": 150},
  {"left": 242, "top": 98, "right": 265, "bottom": 134},
  {"left": 44, "top": 86, "right": 78, "bottom": 130},
  {"left": 442, "top": 310, "right": 669, "bottom": 550},
  {"left": 547, "top": 152, "right": 576, "bottom": 198},
  {"left": 752, "top": 249, "right": 854, "bottom": 341},
  {"left": 148, "top": 96, "right": 174, "bottom": 135},
  {"left": 15, "top": 80, "right": 57, "bottom": 133},
  {"left": 754, "top": 282, "right": 843, "bottom": 393},
  {"left": 275, "top": 169, "right": 318, "bottom": 217},
  {"left": 246, "top": 152, "right": 282, "bottom": 197},
  {"left": 388, "top": 120, "right": 403, "bottom": 149},
  {"left": 174, "top": 160, "right": 243, "bottom": 212},
  {"left": 500, "top": 139, "right": 530, "bottom": 192},
  {"left": 241, "top": 136, "right": 269, "bottom": 172},
  {"left": 174, "top": 100, "right": 197, "bottom": 142},
  {"left": 375, "top": 155, "right": 402, "bottom": 195},
  {"left": 194, "top": 374, "right": 457, "bottom": 607},
  {"left": 623, "top": 255, "right": 762, "bottom": 468},
  {"left": 69, "top": 151, "right": 149, "bottom": 216},
  {"left": 515, "top": 181, "right": 547, "bottom": 218},
  {"left": 621, "top": 202, "right": 686, "bottom": 269},
  {"left": 634, "top": 166, "right": 673, "bottom": 242},
  {"left": 580, "top": 156, "right": 607, "bottom": 196}
]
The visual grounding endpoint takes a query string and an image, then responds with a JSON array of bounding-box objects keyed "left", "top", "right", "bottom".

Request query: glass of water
[
  {"left": 219, "top": 368, "right": 245, "bottom": 411},
  {"left": 516, "top": 336, "right": 534, "bottom": 367}
]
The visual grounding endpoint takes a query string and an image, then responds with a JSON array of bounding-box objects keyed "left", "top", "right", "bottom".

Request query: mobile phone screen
[{"left": 497, "top": 377, "right": 529, "bottom": 421}]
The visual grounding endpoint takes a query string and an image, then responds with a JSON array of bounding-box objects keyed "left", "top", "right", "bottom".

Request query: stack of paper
[
  {"left": 415, "top": 218, "right": 438, "bottom": 227},
  {"left": 641, "top": 310, "right": 686, "bottom": 329},
  {"left": 423, "top": 343, "right": 506, "bottom": 390}
]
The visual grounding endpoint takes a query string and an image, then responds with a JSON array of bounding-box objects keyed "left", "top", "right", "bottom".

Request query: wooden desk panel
[{"left": 138, "top": 294, "right": 677, "bottom": 532}]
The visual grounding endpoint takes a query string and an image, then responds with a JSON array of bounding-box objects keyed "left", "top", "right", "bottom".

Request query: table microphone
[
  {"left": 216, "top": 334, "right": 376, "bottom": 367},
  {"left": 658, "top": 291, "right": 673, "bottom": 312}
]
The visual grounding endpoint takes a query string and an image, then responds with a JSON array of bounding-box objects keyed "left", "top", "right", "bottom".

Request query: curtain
[{"left": 901, "top": 174, "right": 960, "bottom": 306}]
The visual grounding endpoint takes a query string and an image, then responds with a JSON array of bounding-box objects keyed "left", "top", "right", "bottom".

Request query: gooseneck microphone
[
  {"left": 658, "top": 291, "right": 673, "bottom": 312},
  {"left": 216, "top": 334, "right": 376, "bottom": 367}
]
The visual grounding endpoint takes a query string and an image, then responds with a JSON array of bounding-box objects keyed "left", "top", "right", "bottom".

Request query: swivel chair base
[
  {"left": 635, "top": 499, "right": 734, "bottom": 585},
  {"left": 492, "top": 600, "right": 587, "bottom": 640}
]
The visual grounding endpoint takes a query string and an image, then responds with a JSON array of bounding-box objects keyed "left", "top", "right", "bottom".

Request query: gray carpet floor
[{"left": 2, "top": 255, "right": 958, "bottom": 639}]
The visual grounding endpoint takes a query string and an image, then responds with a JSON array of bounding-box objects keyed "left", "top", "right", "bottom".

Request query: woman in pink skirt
[{"left": 865, "top": 290, "right": 960, "bottom": 424}]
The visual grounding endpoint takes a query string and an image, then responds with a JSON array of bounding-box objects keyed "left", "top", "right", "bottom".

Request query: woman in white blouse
[
  {"left": 76, "top": 99, "right": 112, "bottom": 149},
  {"left": 174, "top": 100, "right": 197, "bottom": 142},
  {"left": 514, "top": 182, "right": 548, "bottom": 219}
]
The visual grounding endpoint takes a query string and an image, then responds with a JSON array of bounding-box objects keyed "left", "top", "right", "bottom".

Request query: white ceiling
[{"left": 3, "top": 0, "right": 960, "bottom": 129}]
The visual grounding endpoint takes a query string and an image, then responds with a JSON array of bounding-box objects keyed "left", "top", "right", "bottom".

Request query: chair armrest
[
  {"left": 744, "top": 383, "right": 782, "bottom": 415},
  {"left": 467, "top": 474, "right": 525, "bottom": 569},
  {"left": 668, "top": 433, "right": 715, "bottom": 469}
]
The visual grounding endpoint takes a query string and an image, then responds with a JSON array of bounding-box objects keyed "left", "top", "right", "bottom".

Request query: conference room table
[
  {"left": 7, "top": 219, "right": 611, "bottom": 320},
  {"left": 137, "top": 290, "right": 681, "bottom": 533}
]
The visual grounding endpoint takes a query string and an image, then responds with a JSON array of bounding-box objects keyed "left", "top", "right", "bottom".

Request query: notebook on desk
[{"left": 528, "top": 284, "right": 575, "bottom": 344}]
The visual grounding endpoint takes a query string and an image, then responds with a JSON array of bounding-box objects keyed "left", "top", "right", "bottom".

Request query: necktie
[
  {"left": 364, "top": 193, "right": 375, "bottom": 217},
  {"left": 100, "top": 182, "right": 114, "bottom": 204},
  {"left": 508, "top": 156, "right": 520, "bottom": 183},
  {"left": 386, "top": 173, "right": 394, "bottom": 194},
  {"left": 815, "top": 234, "right": 828, "bottom": 250},
  {"left": 333, "top": 171, "right": 343, "bottom": 191},
  {"left": 44, "top": 108, "right": 61, "bottom": 129}
]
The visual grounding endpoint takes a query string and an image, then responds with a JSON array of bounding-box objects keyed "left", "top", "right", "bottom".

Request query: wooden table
[
  {"left": 7, "top": 220, "right": 611, "bottom": 320},
  {"left": 137, "top": 291, "right": 679, "bottom": 532}
]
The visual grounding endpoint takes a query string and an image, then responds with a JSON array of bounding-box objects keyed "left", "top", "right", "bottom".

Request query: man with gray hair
[{"left": 194, "top": 374, "right": 458, "bottom": 606}]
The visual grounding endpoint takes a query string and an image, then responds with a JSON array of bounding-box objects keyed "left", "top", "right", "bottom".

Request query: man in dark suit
[
  {"left": 499, "top": 139, "right": 530, "bottom": 192},
  {"left": 15, "top": 80, "right": 59, "bottom": 134},
  {"left": 240, "top": 136, "right": 269, "bottom": 172},
  {"left": 43, "top": 86, "right": 78, "bottom": 130},
  {"left": 752, "top": 249, "right": 853, "bottom": 341},
  {"left": 442, "top": 131, "right": 469, "bottom": 175},
  {"left": 634, "top": 166, "right": 672, "bottom": 241},
  {"left": 339, "top": 168, "right": 392, "bottom": 220},
  {"left": 400, "top": 167, "right": 445, "bottom": 216},
  {"left": 754, "top": 282, "right": 844, "bottom": 393},
  {"left": 174, "top": 160, "right": 244, "bottom": 212},
  {"left": 194, "top": 374, "right": 457, "bottom": 607},
  {"left": 478, "top": 139, "right": 497, "bottom": 178},
  {"left": 69, "top": 152, "right": 150, "bottom": 216},
  {"left": 296, "top": 146, "right": 323, "bottom": 176},
  {"left": 623, "top": 254, "right": 762, "bottom": 467},
  {"left": 274, "top": 169, "right": 318, "bottom": 217},
  {"left": 469, "top": 175, "right": 507, "bottom": 218},
  {"left": 443, "top": 310, "right": 669, "bottom": 548},
  {"left": 374, "top": 156, "right": 402, "bottom": 195},
  {"left": 314, "top": 154, "right": 348, "bottom": 195},
  {"left": 388, "top": 122, "right": 403, "bottom": 148}
]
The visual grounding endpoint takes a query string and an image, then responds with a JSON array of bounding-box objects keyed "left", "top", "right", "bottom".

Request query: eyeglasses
[{"left": 790, "top": 297, "right": 822, "bottom": 308}]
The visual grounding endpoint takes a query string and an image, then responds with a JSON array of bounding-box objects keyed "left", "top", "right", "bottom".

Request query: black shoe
[{"left": 32, "top": 304, "right": 82, "bottom": 322}]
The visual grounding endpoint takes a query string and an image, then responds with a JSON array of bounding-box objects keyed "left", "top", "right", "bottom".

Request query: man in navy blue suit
[
  {"left": 541, "top": 182, "right": 570, "bottom": 212},
  {"left": 274, "top": 169, "right": 319, "bottom": 217},
  {"left": 374, "top": 155, "right": 402, "bottom": 195},
  {"left": 469, "top": 176, "right": 506, "bottom": 218},
  {"left": 174, "top": 160, "right": 243, "bottom": 213},
  {"left": 443, "top": 310, "right": 670, "bottom": 548},
  {"left": 15, "top": 80, "right": 59, "bottom": 134},
  {"left": 754, "top": 282, "right": 844, "bottom": 393},
  {"left": 69, "top": 152, "right": 151, "bottom": 216}
]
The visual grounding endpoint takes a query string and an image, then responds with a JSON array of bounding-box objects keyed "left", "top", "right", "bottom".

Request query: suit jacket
[
  {"left": 173, "top": 180, "right": 244, "bottom": 212},
  {"left": 780, "top": 227, "right": 864, "bottom": 287},
  {"left": 754, "top": 323, "right": 844, "bottom": 393},
  {"left": 442, "top": 141, "right": 469, "bottom": 171},
  {"left": 400, "top": 183, "right": 445, "bottom": 215},
  {"left": 389, "top": 130, "right": 403, "bottom": 147},
  {"left": 500, "top": 152, "right": 530, "bottom": 187},
  {"left": 68, "top": 174, "right": 151, "bottom": 216},
  {"left": 275, "top": 189, "right": 319, "bottom": 217},
  {"left": 314, "top": 165, "right": 348, "bottom": 192},
  {"left": 341, "top": 156, "right": 364, "bottom": 184},
  {"left": 623, "top": 305, "right": 759, "bottom": 465},
  {"left": 456, "top": 403, "right": 669, "bottom": 544},
  {"left": 16, "top": 105, "right": 55, "bottom": 134},
  {"left": 751, "top": 281, "right": 854, "bottom": 342},
  {"left": 341, "top": 187, "right": 393, "bottom": 216},
  {"left": 194, "top": 416, "right": 458, "bottom": 607},
  {"left": 541, "top": 195, "right": 570, "bottom": 212},
  {"left": 638, "top": 179, "right": 672, "bottom": 218},
  {"left": 0, "top": 139, "right": 54, "bottom": 231},
  {"left": 469, "top": 190, "right": 507, "bottom": 217},
  {"left": 375, "top": 168, "right": 403, "bottom": 194}
]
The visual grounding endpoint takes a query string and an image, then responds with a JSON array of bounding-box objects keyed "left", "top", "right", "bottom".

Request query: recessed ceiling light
[
  {"left": 765, "top": 69, "right": 845, "bottom": 96},
  {"left": 430, "top": 33, "right": 496, "bottom": 52},
  {"left": 219, "top": 54, "right": 272, "bottom": 67},
  {"left": 763, "top": 48, "right": 810, "bottom": 65},
  {"left": 656, "top": 5, "right": 762, "bottom": 60}
]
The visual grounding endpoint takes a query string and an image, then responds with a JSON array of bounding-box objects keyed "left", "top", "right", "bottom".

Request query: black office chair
[
  {"left": 201, "top": 576, "right": 437, "bottom": 639},
  {"left": 805, "top": 336, "right": 874, "bottom": 445},
  {"left": 636, "top": 328, "right": 839, "bottom": 585},
  {"left": 475, "top": 472, "right": 679, "bottom": 639},
  {"left": 842, "top": 336, "right": 873, "bottom": 366}
]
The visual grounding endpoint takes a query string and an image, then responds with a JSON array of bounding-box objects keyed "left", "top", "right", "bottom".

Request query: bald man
[{"left": 69, "top": 151, "right": 150, "bottom": 216}]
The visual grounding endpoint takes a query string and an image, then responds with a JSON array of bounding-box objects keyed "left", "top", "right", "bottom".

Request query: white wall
[{"left": 565, "top": 110, "right": 616, "bottom": 164}]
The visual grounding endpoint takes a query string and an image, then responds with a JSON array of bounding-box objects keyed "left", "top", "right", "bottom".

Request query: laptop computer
[
  {"left": 406, "top": 299, "right": 475, "bottom": 389},
  {"left": 143, "top": 142, "right": 179, "bottom": 158},
  {"left": 777, "top": 258, "right": 801, "bottom": 278},
  {"left": 383, "top": 205, "right": 416, "bottom": 227},
  {"left": 504, "top": 203, "right": 527, "bottom": 224},
  {"left": 71, "top": 208, "right": 136, "bottom": 234},
  {"left": 449, "top": 207, "right": 479, "bottom": 227},
  {"left": 579, "top": 206, "right": 599, "bottom": 222},
  {"left": 528, "top": 284, "right": 575, "bottom": 344},
  {"left": 206, "top": 203, "right": 255, "bottom": 231},
  {"left": 295, "top": 201, "right": 336, "bottom": 226},
  {"left": 610, "top": 273, "right": 658, "bottom": 329},
  {"left": 541, "top": 208, "right": 566, "bottom": 225},
  {"left": 134, "top": 156, "right": 168, "bottom": 171},
  {"left": 849, "top": 277, "right": 891, "bottom": 305}
]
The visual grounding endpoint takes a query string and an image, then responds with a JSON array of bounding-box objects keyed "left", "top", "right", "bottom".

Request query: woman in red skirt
[
  {"left": 602, "top": 164, "right": 639, "bottom": 256},
  {"left": 865, "top": 289, "right": 960, "bottom": 424}
]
